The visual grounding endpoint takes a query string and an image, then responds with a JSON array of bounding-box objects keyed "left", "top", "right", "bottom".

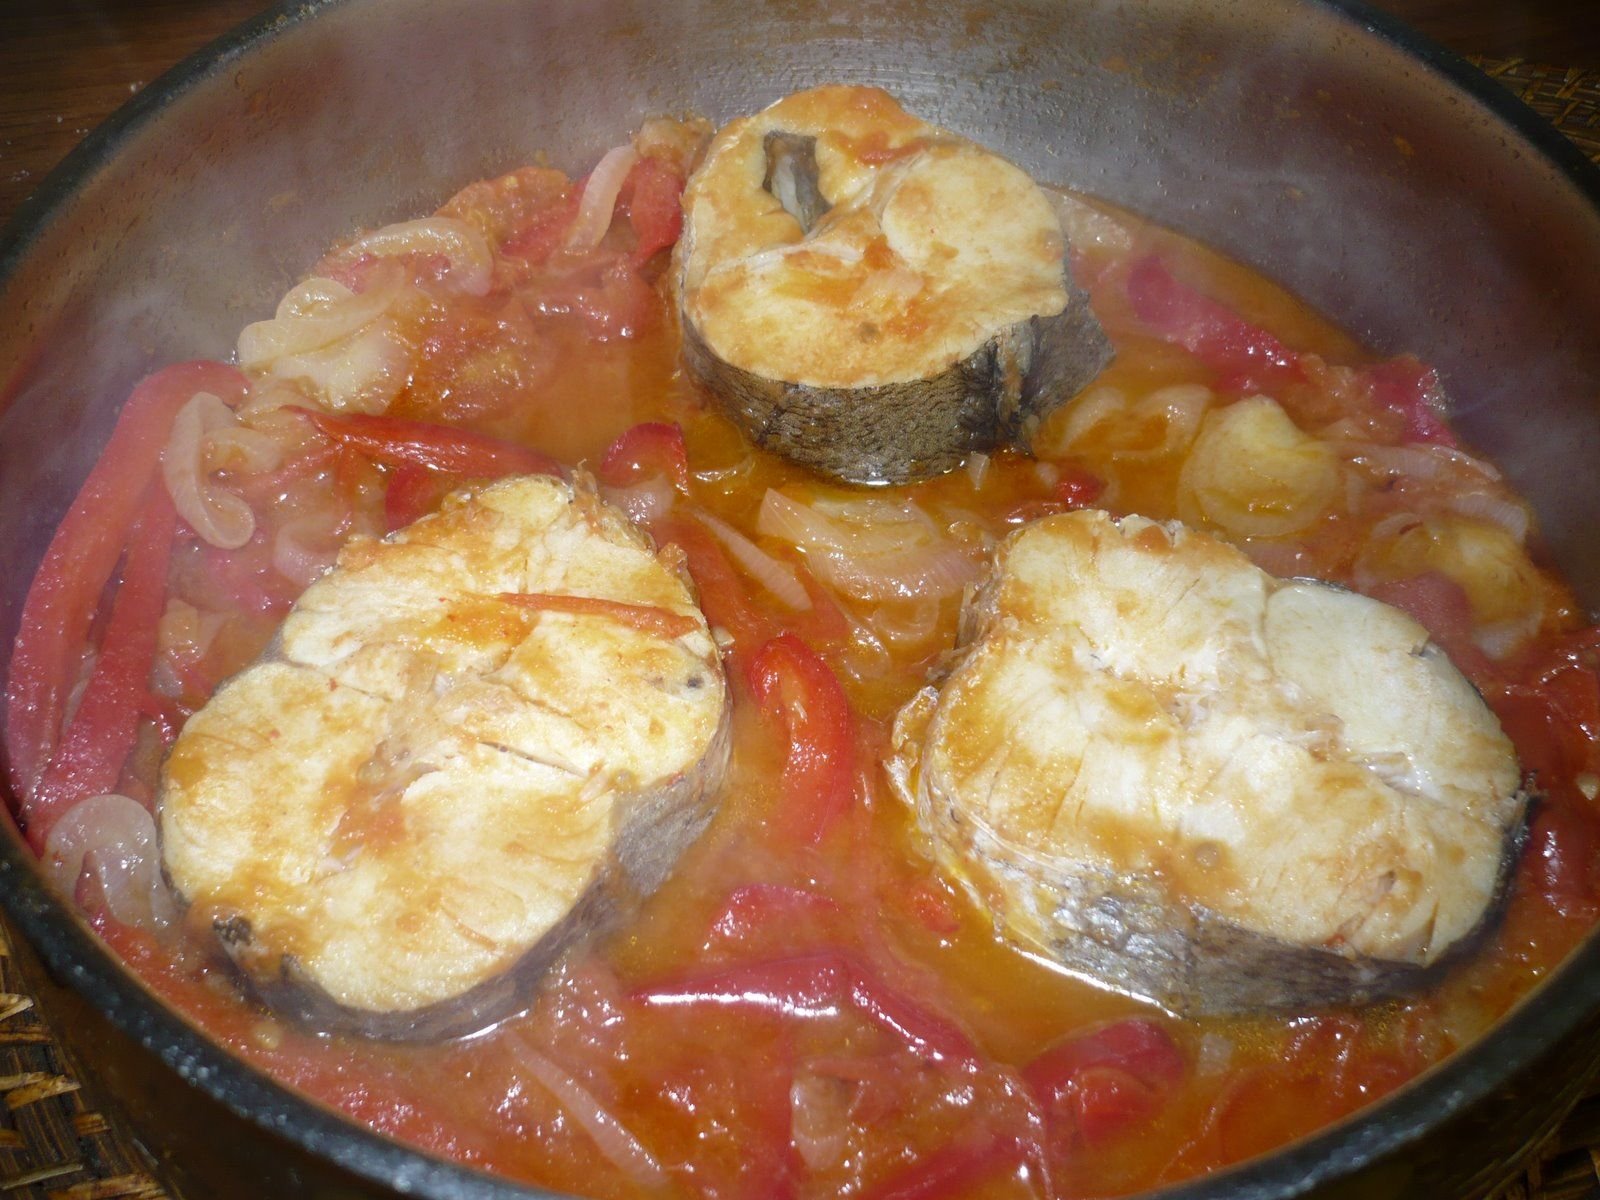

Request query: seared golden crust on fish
[
  {"left": 888, "top": 509, "right": 1525, "bottom": 1014},
  {"left": 159, "top": 475, "right": 729, "bottom": 1039},
  {"left": 677, "top": 85, "right": 1112, "bottom": 485}
]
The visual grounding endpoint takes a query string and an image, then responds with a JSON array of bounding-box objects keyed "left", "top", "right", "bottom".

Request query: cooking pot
[{"left": 2, "top": 1, "right": 1599, "bottom": 1197}]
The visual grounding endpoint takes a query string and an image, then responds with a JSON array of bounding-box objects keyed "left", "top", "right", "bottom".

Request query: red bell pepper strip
[
  {"left": 598, "top": 421, "right": 691, "bottom": 493},
  {"left": 654, "top": 515, "right": 774, "bottom": 656},
  {"left": 860, "top": 1132, "right": 1030, "bottom": 1200},
  {"left": 633, "top": 950, "right": 980, "bottom": 1066},
  {"left": 26, "top": 487, "right": 178, "bottom": 849},
  {"left": 748, "top": 633, "right": 857, "bottom": 847},
  {"left": 293, "top": 407, "right": 563, "bottom": 479},
  {"left": 383, "top": 462, "right": 458, "bottom": 531},
  {"left": 623, "top": 156, "right": 686, "bottom": 266},
  {"left": 499, "top": 592, "right": 699, "bottom": 640},
  {"left": 5, "top": 360, "right": 247, "bottom": 800},
  {"left": 1125, "top": 255, "right": 1304, "bottom": 389},
  {"left": 1023, "top": 1018, "right": 1185, "bottom": 1147}
]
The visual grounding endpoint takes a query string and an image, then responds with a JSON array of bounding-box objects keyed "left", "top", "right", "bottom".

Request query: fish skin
[
  {"left": 887, "top": 510, "right": 1526, "bottom": 1015},
  {"left": 159, "top": 475, "right": 730, "bottom": 1040},
  {"left": 681, "top": 273, "right": 1110, "bottom": 486}
]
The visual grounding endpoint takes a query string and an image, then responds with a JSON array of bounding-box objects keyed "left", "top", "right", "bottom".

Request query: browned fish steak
[
  {"left": 676, "top": 85, "right": 1112, "bottom": 485},
  {"left": 888, "top": 509, "right": 1526, "bottom": 1014},
  {"left": 159, "top": 475, "right": 730, "bottom": 1039}
]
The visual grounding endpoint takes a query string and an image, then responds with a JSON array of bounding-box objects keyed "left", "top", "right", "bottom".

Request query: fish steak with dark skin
[
  {"left": 888, "top": 509, "right": 1527, "bottom": 1014},
  {"left": 158, "top": 474, "right": 731, "bottom": 1040},
  {"left": 676, "top": 85, "right": 1113, "bottom": 485}
]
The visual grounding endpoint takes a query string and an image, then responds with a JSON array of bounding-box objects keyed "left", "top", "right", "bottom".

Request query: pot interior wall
[{"left": 0, "top": 1, "right": 1598, "bottom": 1198}]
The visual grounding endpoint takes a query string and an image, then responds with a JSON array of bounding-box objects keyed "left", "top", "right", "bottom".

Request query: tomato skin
[
  {"left": 860, "top": 1131, "right": 1029, "bottom": 1200},
  {"left": 622, "top": 156, "right": 686, "bottom": 266},
  {"left": 382, "top": 462, "right": 458, "bottom": 531},
  {"left": 704, "top": 883, "right": 843, "bottom": 951},
  {"left": 5, "top": 360, "right": 247, "bottom": 802},
  {"left": 1361, "top": 355, "right": 1457, "bottom": 447},
  {"left": 296, "top": 407, "right": 563, "bottom": 478},
  {"left": 598, "top": 422, "right": 691, "bottom": 492},
  {"left": 1023, "top": 1018, "right": 1185, "bottom": 1151},
  {"left": 1125, "top": 255, "right": 1303, "bottom": 391},
  {"left": 748, "top": 633, "right": 859, "bottom": 848}
]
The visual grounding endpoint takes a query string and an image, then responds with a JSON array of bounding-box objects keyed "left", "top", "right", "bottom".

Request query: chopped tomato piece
[
  {"left": 294, "top": 407, "right": 563, "bottom": 478},
  {"left": 1525, "top": 801, "right": 1600, "bottom": 919},
  {"left": 905, "top": 876, "right": 963, "bottom": 937},
  {"left": 501, "top": 197, "right": 581, "bottom": 267},
  {"left": 28, "top": 487, "right": 177, "bottom": 848},
  {"left": 748, "top": 633, "right": 858, "bottom": 847},
  {"left": 499, "top": 592, "right": 698, "bottom": 640},
  {"left": 1361, "top": 355, "right": 1457, "bottom": 447},
  {"left": 633, "top": 950, "right": 979, "bottom": 1066},
  {"left": 5, "top": 360, "right": 247, "bottom": 800},
  {"left": 1054, "top": 464, "right": 1106, "bottom": 509},
  {"left": 621, "top": 156, "right": 686, "bottom": 266},
  {"left": 570, "top": 261, "right": 659, "bottom": 342},
  {"left": 598, "top": 422, "right": 691, "bottom": 493}
]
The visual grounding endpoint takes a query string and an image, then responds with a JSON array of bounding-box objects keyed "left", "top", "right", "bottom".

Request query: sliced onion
[
  {"left": 162, "top": 391, "right": 256, "bottom": 550},
  {"left": 342, "top": 218, "right": 493, "bottom": 296},
  {"left": 1366, "top": 510, "right": 1424, "bottom": 542},
  {"left": 1177, "top": 397, "right": 1339, "bottom": 539},
  {"left": 237, "top": 265, "right": 402, "bottom": 368},
  {"left": 1340, "top": 439, "right": 1501, "bottom": 485},
  {"left": 1447, "top": 490, "right": 1530, "bottom": 544},
  {"left": 511, "top": 1034, "right": 668, "bottom": 1189},
  {"left": 1474, "top": 611, "right": 1542, "bottom": 660},
  {"left": 269, "top": 320, "right": 412, "bottom": 415},
  {"left": 564, "top": 146, "right": 639, "bottom": 253},
  {"left": 204, "top": 423, "right": 284, "bottom": 474},
  {"left": 601, "top": 477, "right": 676, "bottom": 525},
  {"left": 44, "top": 794, "right": 176, "bottom": 932},
  {"left": 272, "top": 517, "right": 338, "bottom": 589},
  {"left": 965, "top": 451, "right": 991, "bottom": 491},
  {"left": 757, "top": 490, "right": 983, "bottom": 602},
  {"left": 1050, "top": 385, "right": 1125, "bottom": 453},
  {"left": 868, "top": 596, "right": 945, "bottom": 647},
  {"left": 791, "top": 1072, "right": 852, "bottom": 1171},
  {"left": 695, "top": 510, "right": 811, "bottom": 611}
]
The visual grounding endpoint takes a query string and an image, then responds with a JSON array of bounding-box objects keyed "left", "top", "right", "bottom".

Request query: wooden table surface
[{"left": 1, "top": 0, "right": 1598, "bottom": 234}]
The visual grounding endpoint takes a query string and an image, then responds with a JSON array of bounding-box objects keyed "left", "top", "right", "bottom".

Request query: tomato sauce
[{"left": 13, "top": 120, "right": 1600, "bottom": 1200}]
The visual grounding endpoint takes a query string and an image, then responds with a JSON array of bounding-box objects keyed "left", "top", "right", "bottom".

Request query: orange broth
[{"left": 26, "top": 131, "right": 1600, "bottom": 1200}]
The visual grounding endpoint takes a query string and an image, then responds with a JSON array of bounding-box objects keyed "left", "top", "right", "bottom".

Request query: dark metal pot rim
[{"left": 2, "top": 2, "right": 1598, "bottom": 1198}]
